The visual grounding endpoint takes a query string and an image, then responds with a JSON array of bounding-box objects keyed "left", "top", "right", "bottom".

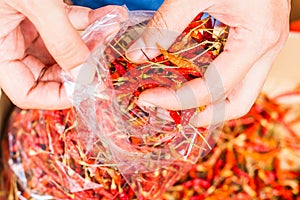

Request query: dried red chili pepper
[
  {"left": 162, "top": 93, "right": 300, "bottom": 199},
  {"left": 175, "top": 68, "right": 202, "bottom": 79},
  {"left": 169, "top": 111, "right": 182, "bottom": 125},
  {"left": 113, "top": 62, "right": 128, "bottom": 76}
]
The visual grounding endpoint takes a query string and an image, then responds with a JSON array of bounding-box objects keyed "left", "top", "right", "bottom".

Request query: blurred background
[{"left": 291, "top": 0, "right": 300, "bottom": 22}]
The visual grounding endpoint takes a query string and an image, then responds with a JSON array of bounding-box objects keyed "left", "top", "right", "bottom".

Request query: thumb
[
  {"left": 7, "top": 0, "right": 90, "bottom": 70},
  {"left": 126, "top": 0, "right": 209, "bottom": 63}
]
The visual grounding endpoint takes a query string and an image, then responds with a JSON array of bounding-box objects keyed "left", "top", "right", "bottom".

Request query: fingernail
[
  {"left": 156, "top": 108, "right": 174, "bottom": 122},
  {"left": 125, "top": 39, "right": 160, "bottom": 63},
  {"left": 125, "top": 47, "right": 145, "bottom": 63},
  {"left": 135, "top": 98, "right": 156, "bottom": 110},
  {"left": 70, "top": 63, "right": 96, "bottom": 85}
]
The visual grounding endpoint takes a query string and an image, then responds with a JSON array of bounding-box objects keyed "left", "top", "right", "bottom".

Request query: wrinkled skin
[
  {"left": 0, "top": 0, "right": 127, "bottom": 109},
  {"left": 128, "top": 0, "right": 291, "bottom": 127}
]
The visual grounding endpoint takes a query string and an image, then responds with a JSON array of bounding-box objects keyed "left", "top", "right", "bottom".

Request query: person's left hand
[{"left": 0, "top": 0, "right": 127, "bottom": 110}]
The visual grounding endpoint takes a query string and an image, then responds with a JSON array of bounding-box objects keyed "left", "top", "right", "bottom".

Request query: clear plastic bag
[
  {"left": 67, "top": 11, "right": 227, "bottom": 166},
  {"left": 64, "top": 9, "right": 227, "bottom": 198}
]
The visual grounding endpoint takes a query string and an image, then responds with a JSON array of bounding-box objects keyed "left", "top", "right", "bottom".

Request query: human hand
[
  {"left": 127, "top": 0, "right": 291, "bottom": 127},
  {"left": 0, "top": 0, "right": 127, "bottom": 109}
]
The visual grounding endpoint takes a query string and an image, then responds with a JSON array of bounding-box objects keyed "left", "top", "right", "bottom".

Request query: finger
[
  {"left": 0, "top": 2, "right": 25, "bottom": 38},
  {"left": 189, "top": 49, "right": 279, "bottom": 127},
  {"left": 6, "top": 0, "right": 89, "bottom": 70},
  {"left": 23, "top": 55, "right": 62, "bottom": 83},
  {"left": 22, "top": 6, "right": 128, "bottom": 66},
  {"left": 126, "top": 0, "right": 211, "bottom": 62},
  {"left": 21, "top": 55, "right": 47, "bottom": 80},
  {"left": 20, "top": 18, "right": 39, "bottom": 49},
  {"left": 6, "top": 1, "right": 127, "bottom": 71},
  {"left": 66, "top": 5, "right": 129, "bottom": 83},
  {"left": 137, "top": 28, "right": 264, "bottom": 110},
  {"left": 21, "top": 18, "right": 57, "bottom": 66},
  {"left": 66, "top": 5, "right": 128, "bottom": 31},
  {"left": 69, "top": 14, "right": 125, "bottom": 83},
  {"left": 0, "top": 58, "right": 70, "bottom": 110}
]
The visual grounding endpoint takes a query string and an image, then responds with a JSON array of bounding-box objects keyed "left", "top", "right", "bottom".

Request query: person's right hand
[
  {"left": 0, "top": 0, "right": 127, "bottom": 110},
  {"left": 127, "top": 0, "right": 290, "bottom": 127}
]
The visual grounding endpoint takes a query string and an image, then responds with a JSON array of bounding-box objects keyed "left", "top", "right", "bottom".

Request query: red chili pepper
[
  {"left": 119, "top": 192, "right": 130, "bottom": 200},
  {"left": 194, "top": 13, "right": 205, "bottom": 21},
  {"left": 191, "top": 30, "right": 203, "bottom": 43},
  {"left": 152, "top": 74, "right": 174, "bottom": 87},
  {"left": 183, "top": 180, "right": 193, "bottom": 188},
  {"left": 213, "top": 158, "right": 225, "bottom": 176},
  {"left": 181, "top": 109, "right": 196, "bottom": 126},
  {"left": 140, "top": 83, "right": 159, "bottom": 90},
  {"left": 203, "top": 18, "right": 213, "bottom": 41},
  {"left": 126, "top": 62, "right": 136, "bottom": 71},
  {"left": 116, "top": 82, "right": 137, "bottom": 94},
  {"left": 126, "top": 67, "right": 141, "bottom": 77},
  {"left": 152, "top": 54, "right": 165, "bottom": 62},
  {"left": 192, "top": 178, "right": 211, "bottom": 189},
  {"left": 189, "top": 194, "right": 206, "bottom": 200},
  {"left": 140, "top": 78, "right": 160, "bottom": 90},
  {"left": 113, "top": 62, "right": 127, "bottom": 76},
  {"left": 111, "top": 71, "right": 121, "bottom": 80},
  {"left": 169, "top": 110, "right": 182, "bottom": 125},
  {"left": 176, "top": 68, "right": 202, "bottom": 78}
]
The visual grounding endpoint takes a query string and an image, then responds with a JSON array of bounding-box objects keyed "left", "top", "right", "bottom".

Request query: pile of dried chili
[
  {"left": 162, "top": 93, "right": 300, "bottom": 200},
  {"left": 1, "top": 109, "right": 135, "bottom": 199},
  {"left": 2, "top": 90, "right": 300, "bottom": 200}
]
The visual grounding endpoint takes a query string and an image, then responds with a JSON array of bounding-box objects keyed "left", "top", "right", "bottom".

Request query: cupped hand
[
  {"left": 0, "top": 0, "right": 127, "bottom": 109},
  {"left": 127, "top": 0, "right": 291, "bottom": 127}
]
